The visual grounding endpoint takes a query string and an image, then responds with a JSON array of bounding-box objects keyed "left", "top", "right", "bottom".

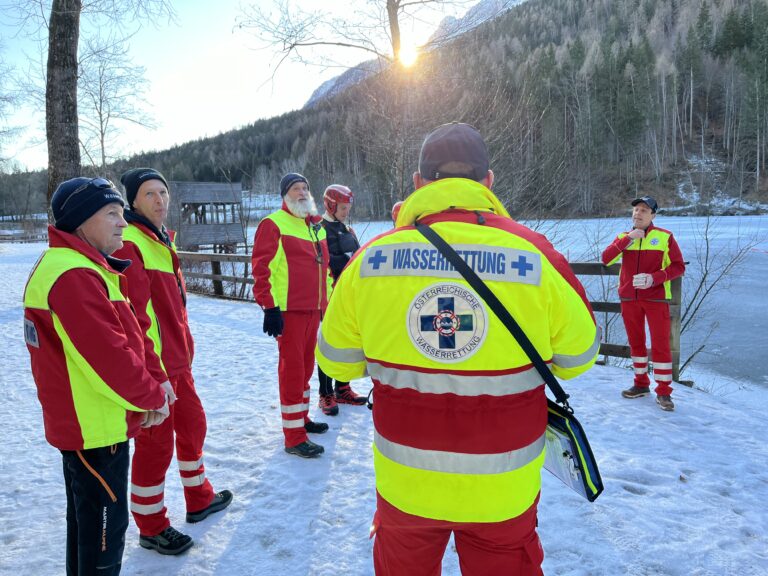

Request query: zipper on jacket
[
  {"left": 635, "top": 236, "right": 643, "bottom": 299},
  {"left": 309, "top": 221, "right": 324, "bottom": 310}
]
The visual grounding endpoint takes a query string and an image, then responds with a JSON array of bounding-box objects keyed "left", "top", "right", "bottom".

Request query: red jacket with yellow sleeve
[
  {"left": 23, "top": 226, "right": 166, "bottom": 450},
  {"left": 113, "top": 215, "right": 194, "bottom": 378},
  {"left": 601, "top": 222, "right": 685, "bottom": 301},
  {"left": 251, "top": 203, "right": 331, "bottom": 311}
]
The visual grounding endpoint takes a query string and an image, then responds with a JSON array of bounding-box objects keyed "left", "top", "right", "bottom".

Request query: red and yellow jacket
[
  {"left": 251, "top": 203, "right": 331, "bottom": 311},
  {"left": 23, "top": 226, "right": 166, "bottom": 450},
  {"left": 113, "top": 216, "right": 194, "bottom": 378},
  {"left": 601, "top": 222, "right": 685, "bottom": 300},
  {"left": 317, "top": 179, "right": 598, "bottom": 523}
]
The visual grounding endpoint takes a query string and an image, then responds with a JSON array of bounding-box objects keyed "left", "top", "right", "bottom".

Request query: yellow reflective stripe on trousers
[
  {"left": 551, "top": 332, "right": 601, "bottom": 369},
  {"left": 373, "top": 443, "right": 544, "bottom": 523},
  {"left": 368, "top": 361, "right": 543, "bottom": 396}
]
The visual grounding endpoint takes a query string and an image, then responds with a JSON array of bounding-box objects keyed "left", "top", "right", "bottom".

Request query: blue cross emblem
[
  {"left": 367, "top": 249, "right": 388, "bottom": 270},
  {"left": 420, "top": 296, "right": 474, "bottom": 349},
  {"left": 510, "top": 255, "right": 534, "bottom": 277}
]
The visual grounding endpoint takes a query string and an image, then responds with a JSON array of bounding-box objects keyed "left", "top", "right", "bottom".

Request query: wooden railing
[{"left": 178, "top": 253, "right": 683, "bottom": 380}]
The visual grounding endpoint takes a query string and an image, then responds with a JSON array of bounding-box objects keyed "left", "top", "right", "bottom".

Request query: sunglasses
[{"left": 60, "top": 178, "right": 117, "bottom": 211}]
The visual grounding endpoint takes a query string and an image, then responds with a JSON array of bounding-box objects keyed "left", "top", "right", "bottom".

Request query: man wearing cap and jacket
[
  {"left": 252, "top": 173, "right": 332, "bottom": 458},
  {"left": 23, "top": 177, "right": 172, "bottom": 575},
  {"left": 316, "top": 123, "right": 599, "bottom": 575},
  {"left": 602, "top": 196, "right": 685, "bottom": 411},
  {"left": 113, "top": 168, "right": 233, "bottom": 555}
]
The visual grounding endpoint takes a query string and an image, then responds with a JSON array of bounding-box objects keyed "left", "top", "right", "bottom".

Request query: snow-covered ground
[{"left": 2, "top": 241, "right": 768, "bottom": 575}]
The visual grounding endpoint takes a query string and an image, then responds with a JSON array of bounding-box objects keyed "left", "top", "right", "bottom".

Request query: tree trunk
[{"left": 46, "top": 0, "right": 82, "bottom": 205}]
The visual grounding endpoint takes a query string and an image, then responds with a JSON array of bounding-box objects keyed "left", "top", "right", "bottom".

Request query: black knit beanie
[
  {"left": 280, "top": 172, "right": 309, "bottom": 197},
  {"left": 120, "top": 168, "right": 169, "bottom": 208},
  {"left": 51, "top": 177, "right": 125, "bottom": 232}
]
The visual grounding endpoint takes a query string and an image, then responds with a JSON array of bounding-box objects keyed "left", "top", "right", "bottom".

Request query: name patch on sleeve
[{"left": 24, "top": 318, "right": 39, "bottom": 348}]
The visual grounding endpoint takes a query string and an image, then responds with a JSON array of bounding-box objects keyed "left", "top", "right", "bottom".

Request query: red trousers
[
  {"left": 278, "top": 310, "right": 321, "bottom": 447},
  {"left": 372, "top": 493, "right": 543, "bottom": 576},
  {"left": 620, "top": 300, "right": 674, "bottom": 396},
  {"left": 130, "top": 370, "right": 215, "bottom": 536}
]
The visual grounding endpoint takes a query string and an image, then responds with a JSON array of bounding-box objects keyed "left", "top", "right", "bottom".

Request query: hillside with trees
[{"left": 3, "top": 0, "right": 768, "bottom": 220}]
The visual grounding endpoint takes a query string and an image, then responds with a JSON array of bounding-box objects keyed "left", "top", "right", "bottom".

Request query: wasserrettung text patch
[{"left": 360, "top": 242, "right": 541, "bottom": 285}]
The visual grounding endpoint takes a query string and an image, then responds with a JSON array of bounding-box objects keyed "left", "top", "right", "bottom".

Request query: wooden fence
[{"left": 178, "top": 252, "right": 683, "bottom": 381}]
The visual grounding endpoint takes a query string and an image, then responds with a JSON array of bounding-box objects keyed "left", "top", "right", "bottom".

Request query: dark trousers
[
  {"left": 317, "top": 365, "right": 349, "bottom": 396},
  {"left": 62, "top": 442, "right": 130, "bottom": 575}
]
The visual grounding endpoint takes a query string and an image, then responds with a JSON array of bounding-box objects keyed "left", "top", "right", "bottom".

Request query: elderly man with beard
[{"left": 252, "top": 173, "right": 332, "bottom": 458}]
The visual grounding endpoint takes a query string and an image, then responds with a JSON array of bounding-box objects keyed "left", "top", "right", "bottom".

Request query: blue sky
[{"left": 0, "top": 0, "right": 461, "bottom": 171}]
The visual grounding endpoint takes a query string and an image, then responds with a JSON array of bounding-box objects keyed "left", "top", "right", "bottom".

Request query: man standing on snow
[
  {"left": 602, "top": 196, "right": 685, "bottom": 411},
  {"left": 115, "top": 168, "right": 232, "bottom": 556},
  {"left": 23, "top": 177, "right": 172, "bottom": 575},
  {"left": 316, "top": 184, "right": 367, "bottom": 416},
  {"left": 317, "top": 123, "right": 599, "bottom": 574},
  {"left": 252, "top": 173, "right": 332, "bottom": 458}
]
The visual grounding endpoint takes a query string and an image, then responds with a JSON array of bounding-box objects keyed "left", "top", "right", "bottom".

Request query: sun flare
[{"left": 399, "top": 43, "right": 419, "bottom": 67}]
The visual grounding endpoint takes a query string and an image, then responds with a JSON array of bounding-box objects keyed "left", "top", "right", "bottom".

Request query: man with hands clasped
[
  {"left": 602, "top": 196, "right": 685, "bottom": 411},
  {"left": 23, "top": 177, "right": 172, "bottom": 575}
]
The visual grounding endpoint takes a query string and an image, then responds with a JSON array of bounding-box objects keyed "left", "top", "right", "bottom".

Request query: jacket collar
[
  {"left": 47, "top": 225, "right": 131, "bottom": 273},
  {"left": 124, "top": 209, "right": 172, "bottom": 246},
  {"left": 396, "top": 178, "right": 510, "bottom": 227}
]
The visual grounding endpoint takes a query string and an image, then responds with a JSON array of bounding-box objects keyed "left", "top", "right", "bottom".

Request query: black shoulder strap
[{"left": 415, "top": 221, "right": 572, "bottom": 410}]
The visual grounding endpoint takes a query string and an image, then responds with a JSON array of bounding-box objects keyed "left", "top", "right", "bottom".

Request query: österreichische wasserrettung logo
[{"left": 407, "top": 283, "right": 488, "bottom": 363}]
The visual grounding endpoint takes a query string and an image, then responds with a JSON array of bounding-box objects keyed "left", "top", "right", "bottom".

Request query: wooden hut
[{"left": 167, "top": 181, "right": 245, "bottom": 250}]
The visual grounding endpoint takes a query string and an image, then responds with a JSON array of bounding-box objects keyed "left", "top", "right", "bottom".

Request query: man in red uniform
[
  {"left": 115, "top": 168, "right": 232, "bottom": 555},
  {"left": 24, "top": 177, "right": 171, "bottom": 575},
  {"left": 252, "top": 173, "right": 331, "bottom": 458},
  {"left": 602, "top": 196, "right": 685, "bottom": 411}
]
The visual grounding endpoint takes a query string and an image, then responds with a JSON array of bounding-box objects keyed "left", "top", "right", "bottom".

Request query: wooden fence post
[{"left": 670, "top": 276, "right": 683, "bottom": 382}]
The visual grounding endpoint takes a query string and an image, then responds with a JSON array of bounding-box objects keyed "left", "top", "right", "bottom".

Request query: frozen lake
[{"left": 346, "top": 214, "right": 768, "bottom": 390}]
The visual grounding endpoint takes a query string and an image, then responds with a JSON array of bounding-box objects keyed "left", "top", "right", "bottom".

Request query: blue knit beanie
[
  {"left": 280, "top": 173, "right": 309, "bottom": 197},
  {"left": 51, "top": 177, "right": 125, "bottom": 232}
]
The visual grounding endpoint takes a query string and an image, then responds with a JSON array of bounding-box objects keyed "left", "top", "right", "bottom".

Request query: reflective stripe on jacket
[
  {"left": 317, "top": 179, "right": 598, "bottom": 523},
  {"left": 23, "top": 227, "right": 165, "bottom": 450},
  {"left": 251, "top": 205, "right": 331, "bottom": 311},
  {"left": 601, "top": 223, "right": 685, "bottom": 300},
  {"left": 115, "top": 222, "right": 194, "bottom": 377}
]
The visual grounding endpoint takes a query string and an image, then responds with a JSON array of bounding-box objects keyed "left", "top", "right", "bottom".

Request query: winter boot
[
  {"left": 305, "top": 420, "right": 329, "bottom": 434},
  {"left": 621, "top": 386, "right": 651, "bottom": 399},
  {"left": 335, "top": 383, "right": 366, "bottom": 405},
  {"left": 656, "top": 395, "right": 675, "bottom": 411},
  {"left": 139, "top": 526, "right": 194, "bottom": 555},
  {"left": 186, "top": 490, "right": 233, "bottom": 523},
  {"left": 318, "top": 393, "right": 339, "bottom": 416},
  {"left": 285, "top": 440, "right": 325, "bottom": 458}
]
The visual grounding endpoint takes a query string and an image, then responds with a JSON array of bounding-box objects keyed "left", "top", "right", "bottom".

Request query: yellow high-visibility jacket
[{"left": 317, "top": 178, "right": 598, "bottom": 523}]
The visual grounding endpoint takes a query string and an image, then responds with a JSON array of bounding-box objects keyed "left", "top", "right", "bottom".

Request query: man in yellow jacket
[{"left": 317, "top": 123, "right": 599, "bottom": 575}]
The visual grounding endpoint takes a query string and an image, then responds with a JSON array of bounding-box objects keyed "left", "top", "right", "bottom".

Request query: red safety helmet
[
  {"left": 323, "top": 184, "right": 354, "bottom": 216},
  {"left": 391, "top": 200, "right": 404, "bottom": 223}
]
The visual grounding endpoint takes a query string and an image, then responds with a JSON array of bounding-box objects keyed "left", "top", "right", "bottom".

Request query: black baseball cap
[
  {"left": 418, "top": 122, "right": 490, "bottom": 181},
  {"left": 631, "top": 196, "right": 658, "bottom": 213}
]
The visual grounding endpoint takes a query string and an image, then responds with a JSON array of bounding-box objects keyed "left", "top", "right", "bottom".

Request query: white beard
[{"left": 285, "top": 194, "right": 318, "bottom": 218}]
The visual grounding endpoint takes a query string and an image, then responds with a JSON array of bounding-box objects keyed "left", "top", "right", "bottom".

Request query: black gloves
[{"left": 263, "top": 307, "right": 284, "bottom": 338}]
